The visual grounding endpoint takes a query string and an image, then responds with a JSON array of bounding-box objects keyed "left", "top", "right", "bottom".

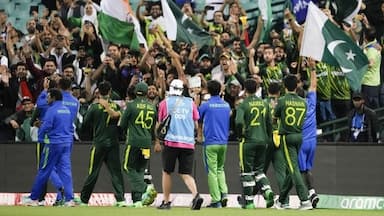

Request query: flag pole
[
  {"left": 325, "top": 0, "right": 330, "bottom": 9},
  {"left": 296, "top": 56, "right": 302, "bottom": 75}
]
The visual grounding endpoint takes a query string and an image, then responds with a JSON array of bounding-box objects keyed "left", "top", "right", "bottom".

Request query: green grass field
[{"left": 0, "top": 206, "right": 383, "bottom": 216}]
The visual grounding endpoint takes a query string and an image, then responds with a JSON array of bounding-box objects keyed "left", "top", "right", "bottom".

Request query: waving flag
[
  {"left": 330, "top": 0, "right": 362, "bottom": 25},
  {"left": 98, "top": 0, "right": 147, "bottom": 50},
  {"left": 300, "top": 2, "right": 368, "bottom": 91},
  {"left": 167, "top": 0, "right": 213, "bottom": 48}
]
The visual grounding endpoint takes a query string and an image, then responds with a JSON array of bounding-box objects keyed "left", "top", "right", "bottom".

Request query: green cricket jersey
[
  {"left": 329, "top": 66, "right": 351, "bottom": 100},
  {"left": 120, "top": 97, "right": 157, "bottom": 148},
  {"left": 315, "top": 62, "right": 332, "bottom": 100},
  {"left": 83, "top": 100, "right": 121, "bottom": 147},
  {"left": 259, "top": 63, "right": 284, "bottom": 94},
  {"left": 235, "top": 95, "right": 272, "bottom": 143},
  {"left": 274, "top": 93, "right": 307, "bottom": 135},
  {"left": 264, "top": 96, "right": 279, "bottom": 131}
]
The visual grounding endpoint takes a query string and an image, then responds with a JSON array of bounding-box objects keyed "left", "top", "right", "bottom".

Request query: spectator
[
  {"left": 136, "top": 0, "right": 166, "bottom": 47},
  {"left": 0, "top": 65, "right": 17, "bottom": 141},
  {"left": 4, "top": 96, "right": 35, "bottom": 142},
  {"left": 347, "top": 91, "right": 379, "bottom": 142},
  {"left": 362, "top": 27, "right": 381, "bottom": 109}
]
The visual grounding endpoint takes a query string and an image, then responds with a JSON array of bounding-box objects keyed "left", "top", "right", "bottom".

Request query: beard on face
[{"left": 27, "top": 27, "right": 36, "bottom": 34}]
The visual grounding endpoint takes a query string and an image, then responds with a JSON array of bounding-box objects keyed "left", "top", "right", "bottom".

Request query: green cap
[{"left": 135, "top": 82, "right": 148, "bottom": 96}]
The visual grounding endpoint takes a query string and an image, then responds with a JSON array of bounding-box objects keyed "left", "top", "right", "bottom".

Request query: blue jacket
[
  {"left": 38, "top": 101, "right": 73, "bottom": 145},
  {"left": 198, "top": 95, "right": 231, "bottom": 145},
  {"left": 36, "top": 90, "right": 49, "bottom": 119}
]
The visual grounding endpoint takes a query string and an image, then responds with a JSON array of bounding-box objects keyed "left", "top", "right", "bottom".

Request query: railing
[{"left": 317, "top": 107, "right": 384, "bottom": 141}]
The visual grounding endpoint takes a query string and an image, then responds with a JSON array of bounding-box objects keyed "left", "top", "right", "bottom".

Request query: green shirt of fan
[
  {"left": 362, "top": 40, "right": 381, "bottom": 86},
  {"left": 315, "top": 62, "right": 332, "bottom": 100},
  {"left": 329, "top": 66, "right": 351, "bottom": 100}
]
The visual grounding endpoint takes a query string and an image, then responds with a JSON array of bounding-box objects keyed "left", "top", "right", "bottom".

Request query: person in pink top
[{"left": 154, "top": 79, "right": 203, "bottom": 210}]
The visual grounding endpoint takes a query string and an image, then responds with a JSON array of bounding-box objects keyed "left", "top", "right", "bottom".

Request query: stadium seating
[{"left": 0, "top": 0, "right": 42, "bottom": 34}]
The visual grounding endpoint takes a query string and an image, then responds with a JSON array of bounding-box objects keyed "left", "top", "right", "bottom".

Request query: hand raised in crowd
[
  {"left": 284, "top": 8, "right": 293, "bottom": 20},
  {"left": 22, "top": 44, "right": 32, "bottom": 58},
  {"left": 307, "top": 57, "right": 316, "bottom": 69},
  {"left": 0, "top": 65, "right": 10, "bottom": 85},
  {"left": 228, "top": 59, "right": 238, "bottom": 75},
  {"left": 43, "top": 77, "right": 50, "bottom": 90},
  {"left": 102, "top": 56, "right": 116, "bottom": 70},
  {"left": 10, "top": 120, "right": 20, "bottom": 129},
  {"left": 249, "top": 48, "right": 256, "bottom": 58}
]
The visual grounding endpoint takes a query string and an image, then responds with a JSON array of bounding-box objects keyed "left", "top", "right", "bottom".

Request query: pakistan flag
[
  {"left": 167, "top": 0, "right": 213, "bottom": 48},
  {"left": 300, "top": 2, "right": 368, "bottom": 92}
]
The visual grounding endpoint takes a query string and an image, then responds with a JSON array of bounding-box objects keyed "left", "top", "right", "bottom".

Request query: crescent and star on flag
[{"left": 327, "top": 40, "right": 356, "bottom": 73}]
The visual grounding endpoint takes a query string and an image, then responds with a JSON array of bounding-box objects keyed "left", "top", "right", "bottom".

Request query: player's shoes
[
  {"left": 244, "top": 203, "right": 255, "bottom": 209},
  {"left": 22, "top": 196, "right": 39, "bottom": 207},
  {"left": 274, "top": 199, "right": 290, "bottom": 210},
  {"left": 114, "top": 201, "right": 127, "bottom": 207},
  {"left": 264, "top": 189, "right": 274, "bottom": 208},
  {"left": 206, "top": 201, "right": 222, "bottom": 208},
  {"left": 142, "top": 185, "right": 157, "bottom": 206},
  {"left": 127, "top": 201, "right": 142, "bottom": 208},
  {"left": 298, "top": 200, "right": 313, "bottom": 210},
  {"left": 221, "top": 193, "right": 228, "bottom": 207},
  {"left": 309, "top": 193, "right": 319, "bottom": 208}
]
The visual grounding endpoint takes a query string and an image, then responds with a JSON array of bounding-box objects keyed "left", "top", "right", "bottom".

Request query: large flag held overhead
[
  {"left": 300, "top": 2, "right": 368, "bottom": 91},
  {"left": 167, "top": 0, "right": 213, "bottom": 48},
  {"left": 98, "top": 0, "right": 147, "bottom": 50},
  {"left": 161, "top": 0, "right": 177, "bottom": 41}
]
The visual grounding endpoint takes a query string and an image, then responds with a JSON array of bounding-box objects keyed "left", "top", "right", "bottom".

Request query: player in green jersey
[
  {"left": 263, "top": 82, "right": 290, "bottom": 207},
  {"left": 274, "top": 75, "right": 312, "bottom": 210},
  {"left": 235, "top": 79, "right": 274, "bottom": 209},
  {"left": 120, "top": 82, "right": 158, "bottom": 207},
  {"left": 77, "top": 81, "right": 126, "bottom": 207}
]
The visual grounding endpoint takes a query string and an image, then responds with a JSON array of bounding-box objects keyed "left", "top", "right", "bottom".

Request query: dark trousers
[
  {"left": 80, "top": 144, "right": 125, "bottom": 203},
  {"left": 123, "top": 145, "right": 149, "bottom": 202}
]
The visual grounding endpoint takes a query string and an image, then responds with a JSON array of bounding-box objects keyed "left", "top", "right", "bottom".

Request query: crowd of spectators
[{"left": 0, "top": 0, "right": 383, "bottom": 143}]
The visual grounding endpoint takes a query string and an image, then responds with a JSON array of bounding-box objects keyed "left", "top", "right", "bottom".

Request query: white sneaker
[
  {"left": 38, "top": 200, "right": 45, "bottom": 206},
  {"left": 22, "top": 196, "right": 38, "bottom": 207},
  {"left": 274, "top": 199, "right": 290, "bottom": 210},
  {"left": 128, "top": 201, "right": 143, "bottom": 208},
  {"left": 64, "top": 200, "right": 76, "bottom": 207},
  {"left": 298, "top": 200, "right": 313, "bottom": 210}
]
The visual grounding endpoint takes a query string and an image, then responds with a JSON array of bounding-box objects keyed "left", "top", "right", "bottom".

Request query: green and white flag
[
  {"left": 98, "top": 0, "right": 147, "bottom": 50},
  {"left": 300, "top": 2, "right": 368, "bottom": 91},
  {"left": 331, "top": 0, "right": 362, "bottom": 25},
  {"left": 167, "top": 0, "right": 213, "bottom": 48},
  {"left": 258, "top": 0, "right": 273, "bottom": 42}
]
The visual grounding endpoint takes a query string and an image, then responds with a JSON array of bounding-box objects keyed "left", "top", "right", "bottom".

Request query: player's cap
[{"left": 135, "top": 82, "right": 149, "bottom": 96}]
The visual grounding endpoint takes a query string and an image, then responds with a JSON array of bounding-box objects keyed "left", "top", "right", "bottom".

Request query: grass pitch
[{"left": 0, "top": 206, "right": 383, "bottom": 216}]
